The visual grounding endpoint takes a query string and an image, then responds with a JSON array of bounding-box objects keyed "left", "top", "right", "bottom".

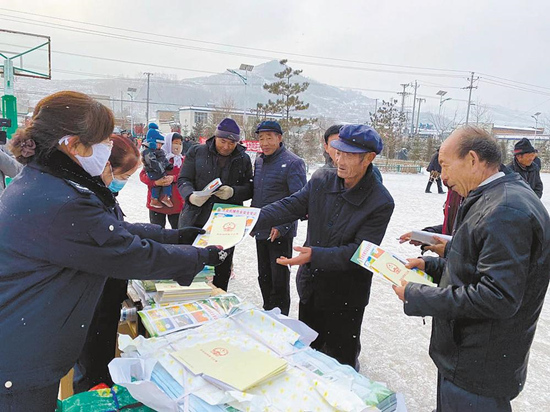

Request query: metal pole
[
  {"left": 243, "top": 69, "right": 248, "bottom": 139},
  {"left": 465, "top": 72, "right": 475, "bottom": 125},
  {"left": 410, "top": 81, "right": 418, "bottom": 136},
  {"left": 416, "top": 98, "right": 425, "bottom": 135},
  {"left": 145, "top": 72, "right": 152, "bottom": 123}
]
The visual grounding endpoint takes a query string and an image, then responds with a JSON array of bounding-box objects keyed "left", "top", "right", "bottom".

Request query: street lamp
[
  {"left": 436, "top": 90, "right": 452, "bottom": 117},
  {"left": 227, "top": 63, "right": 254, "bottom": 138},
  {"left": 532, "top": 112, "right": 541, "bottom": 148},
  {"left": 127, "top": 87, "right": 137, "bottom": 137}
]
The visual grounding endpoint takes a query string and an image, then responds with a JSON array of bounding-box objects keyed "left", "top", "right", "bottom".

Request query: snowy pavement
[{"left": 118, "top": 170, "right": 550, "bottom": 412}]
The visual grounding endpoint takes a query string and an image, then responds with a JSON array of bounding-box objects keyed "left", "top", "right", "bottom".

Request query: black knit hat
[{"left": 514, "top": 138, "right": 536, "bottom": 155}]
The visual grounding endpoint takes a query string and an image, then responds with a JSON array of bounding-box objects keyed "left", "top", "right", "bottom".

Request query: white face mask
[{"left": 59, "top": 136, "right": 112, "bottom": 177}]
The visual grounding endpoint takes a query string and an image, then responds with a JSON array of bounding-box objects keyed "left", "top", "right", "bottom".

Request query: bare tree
[
  {"left": 427, "top": 109, "right": 459, "bottom": 140},
  {"left": 471, "top": 101, "right": 493, "bottom": 126}
]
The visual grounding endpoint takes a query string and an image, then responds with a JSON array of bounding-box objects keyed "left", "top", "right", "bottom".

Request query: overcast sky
[{"left": 2, "top": 0, "right": 550, "bottom": 123}]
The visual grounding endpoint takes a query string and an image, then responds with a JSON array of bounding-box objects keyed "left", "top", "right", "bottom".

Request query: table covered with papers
[{"left": 110, "top": 297, "right": 407, "bottom": 412}]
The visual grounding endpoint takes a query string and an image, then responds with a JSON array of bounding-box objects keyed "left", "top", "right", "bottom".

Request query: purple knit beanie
[{"left": 215, "top": 118, "right": 241, "bottom": 142}]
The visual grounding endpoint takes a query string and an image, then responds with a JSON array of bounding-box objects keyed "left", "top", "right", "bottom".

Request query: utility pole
[
  {"left": 415, "top": 98, "right": 426, "bottom": 135},
  {"left": 398, "top": 83, "right": 411, "bottom": 114},
  {"left": 410, "top": 81, "right": 419, "bottom": 136},
  {"left": 144, "top": 72, "right": 153, "bottom": 123},
  {"left": 464, "top": 72, "right": 479, "bottom": 125}
]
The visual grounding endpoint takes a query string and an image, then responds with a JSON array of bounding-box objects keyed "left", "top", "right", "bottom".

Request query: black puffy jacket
[
  {"left": 405, "top": 173, "right": 550, "bottom": 399},
  {"left": 507, "top": 157, "right": 543, "bottom": 198},
  {"left": 177, "top": 137, "right": 253, "bottom": 227}
]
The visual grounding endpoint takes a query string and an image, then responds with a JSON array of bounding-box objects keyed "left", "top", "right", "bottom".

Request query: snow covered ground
[{"left": 118, "top": 169, "right": 550, "bottom": 412}]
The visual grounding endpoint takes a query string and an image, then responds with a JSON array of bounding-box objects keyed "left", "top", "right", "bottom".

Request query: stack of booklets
[
  {"left": 171, "top": 339, "right": 287, "bottom": 392},
  {"left": 154, "top": 281, "right": 212, "bottom": 304},
  {"left": 351, "top": 240, "right": 436, "bottom": 287}
]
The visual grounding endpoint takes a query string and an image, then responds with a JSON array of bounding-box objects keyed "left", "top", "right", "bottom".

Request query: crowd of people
[{"left": 0, "top": 90, "right": 549, "bottom": 412}]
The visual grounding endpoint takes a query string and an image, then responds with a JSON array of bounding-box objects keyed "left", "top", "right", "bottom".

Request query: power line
[{"left": 0, "top": 7, "right": 470, "bottom": 74}]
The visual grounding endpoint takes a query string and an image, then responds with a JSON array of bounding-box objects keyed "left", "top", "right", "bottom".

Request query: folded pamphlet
[
  {"left": 193, "top": 178, "right": 222, "bottom": 196},
  {"left": 410, "top": 230, "right": 452, "bottom": 246},
  {"left": 172, "top": 339, "right": 287, "bottom": 392},
  {"left": 351, "top": 241, "right": 436, "bottom": 287}
]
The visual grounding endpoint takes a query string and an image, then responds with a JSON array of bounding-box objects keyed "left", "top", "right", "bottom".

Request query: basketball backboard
[{"left": 0, "top": 29, "right": 51, "bottom": 80}]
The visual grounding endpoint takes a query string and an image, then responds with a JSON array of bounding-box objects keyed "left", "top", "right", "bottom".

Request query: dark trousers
[
  {"left": 212, "top": 247, "right": 235, "bottom": 291},
  {"left": 73, "top": 278, "right": 128, "bottom": 393},
  {"left": 0, "top": 382, "right": 59, "bottom": 411},
  {"left": 299, "top": 299, "right": 365, "bottom": 371},
  {"left": 436, "top": 373, "right": 512, "bottom": 412},
  {"left": 256, "top": 237, "right": 292, "bottom": 315},
  {"left": 149, "top": 210, "right": 179, "bottom": 229}
]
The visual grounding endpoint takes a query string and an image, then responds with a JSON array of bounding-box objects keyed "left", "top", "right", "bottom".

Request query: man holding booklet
[
  {"left": 254, "top": 124, "right": 394, "bottom": 370},
  {"left": 177, "top": 118, "right": 253, "bottom": 290},
  {"left": 393, "top": 126, "right": 550, "bottom": 412}
]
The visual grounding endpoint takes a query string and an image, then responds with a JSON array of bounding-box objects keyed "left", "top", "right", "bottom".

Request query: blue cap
[
  {"left": 255, "top": 120, "right": 283, "bottom": 135},
  {"left": 330, "top": 124, "right": 383, "bottom": 154}
]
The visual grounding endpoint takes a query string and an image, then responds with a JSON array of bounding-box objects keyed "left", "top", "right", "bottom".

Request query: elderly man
[
  {"left": 507, "top": 137, "right": 543, "bottom": 198},
  {"left": 323, "top": 124, "right": 383, "bottom": 182},
  {"left": 394, "top": 126, "right": 550, "bottom": 412},
  {"left": 251, "top": 121, "right": 307, "bottom": 315},
  {"left": 254, "top": 124, "right": 394, "bottom": 369},
  {"left": 178, "top": 118, "right": 253, "bottom": 290}
]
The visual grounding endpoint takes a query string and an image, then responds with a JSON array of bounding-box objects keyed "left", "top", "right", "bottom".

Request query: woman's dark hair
[
  {"left": 324, "top": 125, "right": 342, "bottom": 144},
  {"left": 9, "top": 91, "right": 115, "bottom": 164},
  {"left": 172, "top": 132, "right": 183, "bottom": 141},
  {"left": 109, "top": 134, "right": 140, "bottom": 174}
]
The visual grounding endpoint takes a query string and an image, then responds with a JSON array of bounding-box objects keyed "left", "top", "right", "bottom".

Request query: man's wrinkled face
[
  {"left": 516, "top": 152, "right": 536, "bottom": 167},
  {"left": 335, "top": 150, "right": 373, "bottom": 182},
  {"left": 324, "top": 134, "right": 339, "bottom": 163},
  {"left": 439, "top": 134, "right": 475, "bottom": 198},
  {"left": 215, "top": 137, "right": 237, "bottom": 156},
  {"left": 258, "top": 131, "right": 282, "bottom": 156}
]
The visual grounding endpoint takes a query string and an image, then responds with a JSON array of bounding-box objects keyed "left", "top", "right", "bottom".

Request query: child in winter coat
[
  {"left": 140, "top": 132, "right": 185, "bottom": 227},
  {"left": 142, "top": 122, "right": 174, "bottom": 208}
]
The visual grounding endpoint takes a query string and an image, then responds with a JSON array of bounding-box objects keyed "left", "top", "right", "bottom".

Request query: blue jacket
[
  {"left": 255, "top": 165, "right": 394, "bottom": 309},
  {"left": 251, "top": 144, "right": 307, "bottom": 240},
  {"left": 0, "top": 152, "right": 210, "bottom": 393}
]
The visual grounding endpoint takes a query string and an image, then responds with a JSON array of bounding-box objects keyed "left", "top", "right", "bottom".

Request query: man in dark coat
[
  {"left": 507, "top": 137, "right": 543, "bottom": 198},
  {"left": 426, "top": 148, "right": 445, "bottom": 194},
  {"left": 178, "top": 118, "right": 253, "bottom": 290},
  {"left": 254, "top": 124, "right": 394, "bottom": 370},
  {"left": 251, "top": 121, "right": 307, "bottom": 315},
  {"left": 394, "top": 126, "right": 550, "bottom": 412}
]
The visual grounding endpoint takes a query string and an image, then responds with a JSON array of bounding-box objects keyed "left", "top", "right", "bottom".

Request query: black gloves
[
  {"left": 178, "top": 226, "right": 205, "bottom": 244},
  {"left": 200, "top": 245, "right": 228, "bottom": 267}
]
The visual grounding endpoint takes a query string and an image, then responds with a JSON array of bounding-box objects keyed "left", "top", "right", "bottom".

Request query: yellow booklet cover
[
  {"left": 172, "top": 339, "right": 287, "bottom": 391},
  {"left": 369, "top": 248, "right": 436, "bottom": 287},
  {"left": 207, "top": 215, "right": 247, "bottom": 249}
]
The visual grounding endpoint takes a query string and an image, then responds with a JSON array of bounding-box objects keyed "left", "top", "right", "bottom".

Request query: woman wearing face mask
[
  {"left": 0, "top": 91, "right": 226, "bottom": 411},
  {"left": 73, "top": 134, "right": 141, "bottom": 393}
]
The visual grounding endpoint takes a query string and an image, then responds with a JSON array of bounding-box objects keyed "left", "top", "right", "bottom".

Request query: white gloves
[
  {"left": 189, "top": 193, "right": 211, "bottom": 207},
  {"left": 213, "top": 185, "right": 234, "bottom": 200}
]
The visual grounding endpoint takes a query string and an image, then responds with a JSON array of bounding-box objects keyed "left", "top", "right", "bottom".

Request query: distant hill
[{"left": 9, "top": 60, "right": 536, "bottom": 128}]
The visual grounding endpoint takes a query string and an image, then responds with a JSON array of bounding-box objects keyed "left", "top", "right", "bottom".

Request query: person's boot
[
  {"left": 160, "top": 195, "right": 174, "bottom": 208},
  {"left": 425, "top": 181, "right": 433, "bottom": 193},
  {"left": 150, "top": 198, "right": 163, "bottom": 208}
]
